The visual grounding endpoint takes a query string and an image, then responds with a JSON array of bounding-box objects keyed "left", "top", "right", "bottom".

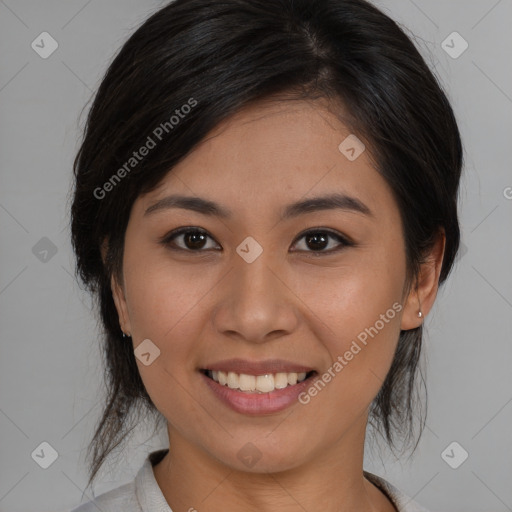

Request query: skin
[{"left": 105, "top": 97, "right": 445, "bottom": 512}]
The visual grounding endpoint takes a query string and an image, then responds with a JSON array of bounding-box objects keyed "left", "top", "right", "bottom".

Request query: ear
[
  {"left": 101, "top": 237, "right": 132, "bottom": 336},
  {"left": 400, "top": 228, "right": 446, "bottom": 330}
]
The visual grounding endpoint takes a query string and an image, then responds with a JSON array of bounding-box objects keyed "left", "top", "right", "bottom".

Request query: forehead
[{"left": 135, "top": 98, "right": 396, "bottom": 223}]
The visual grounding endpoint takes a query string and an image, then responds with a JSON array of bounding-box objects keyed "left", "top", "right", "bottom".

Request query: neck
[{"left": 152, "top": 416, "right": 396, "bottom": 512}]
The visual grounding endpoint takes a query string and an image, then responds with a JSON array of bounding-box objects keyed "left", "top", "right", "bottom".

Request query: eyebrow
[{"left": 144, "top": 193, "right": 373, "bottom": 220}]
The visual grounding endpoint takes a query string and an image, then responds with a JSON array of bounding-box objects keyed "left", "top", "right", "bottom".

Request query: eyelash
[{"left": 159, "top": 226, "right": 354, "bottom": 255}]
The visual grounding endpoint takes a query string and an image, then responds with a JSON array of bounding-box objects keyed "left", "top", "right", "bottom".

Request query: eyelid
[
  {"left": 159, "top": 226, "right": 354, "bottom": 253},
  {"left": 159, "top": 226, "right": 221, "bottom": 252},
  {"left": 289, "top": 228, "right": 354, "bottom": 255},
  {"left": 291, "top": 227, "right": 353, "bottom": 247}
]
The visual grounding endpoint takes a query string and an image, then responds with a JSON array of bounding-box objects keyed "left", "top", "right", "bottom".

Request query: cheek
[
  {"left": 312, "top": 277, "right": 402, "bottom": 364},
  {"left": 122, "top": 250, "right": 217, "bottom": 398},
  {"left": 296, "top": 252, "right": 405, "bottom": 403},
  {"left": 124, "top": 263, "right": 211, "bottom": 419},
  {"left": 296, "top": 290, "right": 402, "bottom": 425},
  {"left": 123, "top": 244, "right": 213, "bottom": 339}
]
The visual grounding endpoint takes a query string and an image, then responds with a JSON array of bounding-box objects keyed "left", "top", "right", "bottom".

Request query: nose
[{"left": 212, "top": 251, "right": 300, "bottom": 344}]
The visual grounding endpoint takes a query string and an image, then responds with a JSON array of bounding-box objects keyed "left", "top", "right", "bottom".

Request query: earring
[
  {"left": 418, "top": 311, "right": 423, "bottom": 318},
  {"left": 122, "top": 331, "right": 131, "bottom": 338}
]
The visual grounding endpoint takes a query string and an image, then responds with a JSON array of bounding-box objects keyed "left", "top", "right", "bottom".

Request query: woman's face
[{"left": 111, "top": 98, "right": 425, "bottom": 473}]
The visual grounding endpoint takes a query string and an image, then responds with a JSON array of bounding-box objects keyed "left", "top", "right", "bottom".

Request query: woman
[{"left": 69, "top": 0, "right": 463, "bottom": 510}]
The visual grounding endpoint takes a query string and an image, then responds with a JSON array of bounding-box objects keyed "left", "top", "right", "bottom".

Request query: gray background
[{"left": 1, "top": 0, "right": 511, "bottom": 511}]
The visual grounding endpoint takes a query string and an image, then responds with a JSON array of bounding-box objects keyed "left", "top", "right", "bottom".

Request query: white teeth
[
  {"left": 227, "top": 371, "right": 238, "bottom": 389},
  {"left": 218, "top": 371, "right": 227, "bottom": 386},
  {"left": 239, "top": 373, "right": 256, "bottom": 391},
  {"left": 256, "top": 374, "right": 274, "bottom": 393},
  {"left": 274, "top": 372, "right": 289, "bottom": 389},
  {"left": 208, "top": 370, "right": 310, "bottom": 393}
]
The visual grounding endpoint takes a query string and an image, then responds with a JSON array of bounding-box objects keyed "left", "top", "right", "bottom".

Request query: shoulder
[
  {"left": 69, "top": 481, "right": 139, "bottom": 512},
  {"left": 364, "top": 471, "right": 431, "bottom": 512},
  {"left": 68, "top": 448, "right": 169, "bottom": 512}
]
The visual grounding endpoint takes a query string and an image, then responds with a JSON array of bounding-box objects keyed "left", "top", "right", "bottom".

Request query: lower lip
[{"left": 200, "top": 371, "right": 317, "bottom": 415}]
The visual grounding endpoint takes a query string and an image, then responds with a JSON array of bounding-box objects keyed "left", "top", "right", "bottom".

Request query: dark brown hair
[{"left": 70, "top": 0, "right": 463, "bottom": 492}]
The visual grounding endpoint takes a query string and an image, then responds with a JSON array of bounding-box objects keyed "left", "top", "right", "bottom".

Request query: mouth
[{"left": 200, "top": 368, "right": 317, "bottom": 394}]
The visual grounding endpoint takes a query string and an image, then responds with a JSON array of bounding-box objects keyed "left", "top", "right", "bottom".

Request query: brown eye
[
  {"left": 161, "top": 227, "right": 220, "bottom": 252},
  {"left": 305, "top": 232, "right": 330, "bottom": 251},
  {"left": 182, "top": 231, "right": 208, "bottom": 250},
  {"left": 292, "top": 229, "right": 352, "bottom": 254}
]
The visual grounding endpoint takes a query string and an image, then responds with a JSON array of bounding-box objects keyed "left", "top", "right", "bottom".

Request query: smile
[
  {"left": 200, "top": 367, "right": 318, "bottom": 414},
  {"left": 202, "top": 369, "right": 316, "bottom": 393}
]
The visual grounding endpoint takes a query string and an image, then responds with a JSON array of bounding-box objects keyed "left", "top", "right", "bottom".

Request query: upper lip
[{"left": 201, "top": 358, "right": 315, "bottom": 376}]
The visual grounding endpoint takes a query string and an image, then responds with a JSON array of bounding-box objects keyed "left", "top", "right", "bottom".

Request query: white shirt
[{"left": 70, "top": 449, "right": 430, "bottom": 512}]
